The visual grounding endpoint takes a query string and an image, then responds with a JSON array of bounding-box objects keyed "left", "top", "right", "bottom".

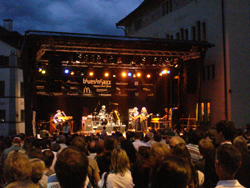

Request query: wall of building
[
  {"left": 224, "top": 0, "right": 250, "bottom": 127},
  {"left": 0, "top": 41, "right": 24, "bottom": 136}
]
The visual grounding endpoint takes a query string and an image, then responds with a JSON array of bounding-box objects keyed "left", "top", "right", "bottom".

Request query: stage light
[
  {"left": 133, "top": 74, "right": 136, "bottom": 78},
  {"left": 159, "top": 73, "right": 163, "bottom": 76},
  {"left": 41, "top": 70, "right": 46, "bottom": 74},
  {"left": 70, "top": 71, "right": 75, "bottom": 76},
  {"left": 147, "top": 74, "right": 151, "bottom": 78},
  {"left": 136, "top": 72, "right": 141, "bottom": 77},
  {"left": 80, "top": 72, "right": 84, "bottom": 76},
  {"left": 64, "top": 69, "right": 69, "bottom": 74},
  {"left": 122, "top": 72, "right": 127, "bottom": 77},
  {"left": 113, "top": 74, "right": 116, "bottom": 78},
  {"left": 89, "top": 71, "right": 94, "bottom": 76},
  {"left": 38, "top": 68, "right": 42, "bottom": 72},
  {"left": 128, "top": 72, "right": 132, "bottom": 77},
  {"left": 167, "top": 70, "right": 170, "bottom": 74},
  {"left": 104, "top": 72, "right": 109, "bottom": 77},
  {"left": 161, "top": 70, "right": 167, "bottom": 74},
  {"left": 76, "top": 60, "right": 80, "bottom": 64}
]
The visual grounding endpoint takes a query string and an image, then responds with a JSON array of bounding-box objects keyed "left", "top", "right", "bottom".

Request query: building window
[
  {"left": 166, "top": 34, "right": 170, "bottom": 39},
  {"left": 185, "top": 29, "right": 189, "bottom": 40},
  {"left": 21, "top": 82, "right": 24, "bottom": 97},
  {"left": 203, "top": 65, "right": 215, "bottom": 81},
  {"left": 135, "top": 18, "right": 142, "bottom": 31},
  {"left": 196, "top": 21, "right": 201, "bottom": 41},
  {"left": 170, "top": 35, "right": 174, "bottom": 39},
  {"left": 0, "top": 81, "right": 4, "bottom": 97},
  {"left": 191, "top": 26, "right": 196, "bottom": 41},
  {"left": 175, "top": 32, "right": 180, "bottom": 40},
  {"left": 0, "top": 110, "right": 5, "bottom": 122},
  {"left": 0, "top": 56, "right": 9, "bottom": 67},
  {"left": 180, "top": 28, "right": 184, "bottom": 40},
  {"left": 21, "top": 110, "right": 25, "bottom": 122},
  {"left": 196, "top": 102, "right": 211, "bottom": 122}
]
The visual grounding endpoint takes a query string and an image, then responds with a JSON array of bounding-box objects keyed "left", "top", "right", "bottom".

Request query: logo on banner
[{"left": 83, "top": 87, "right": 91, "bottom": 94}]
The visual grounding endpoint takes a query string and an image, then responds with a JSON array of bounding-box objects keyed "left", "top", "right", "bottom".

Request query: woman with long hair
[{"left": 98, "top": 148, "right": 134, "bottom": 188}]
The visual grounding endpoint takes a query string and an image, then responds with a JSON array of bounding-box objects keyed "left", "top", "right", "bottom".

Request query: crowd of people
[{"left": 0, "top": 120, "right": 250, "bottom": 188}]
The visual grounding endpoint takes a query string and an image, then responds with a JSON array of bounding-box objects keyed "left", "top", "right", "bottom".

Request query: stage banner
[{"left": 36, "top": 77, "right": 154, "bottom": 97}]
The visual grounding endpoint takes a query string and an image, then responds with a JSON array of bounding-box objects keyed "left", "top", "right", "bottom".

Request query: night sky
[{"left": 0, "top": 0, "right": 143, "bottom": 36}]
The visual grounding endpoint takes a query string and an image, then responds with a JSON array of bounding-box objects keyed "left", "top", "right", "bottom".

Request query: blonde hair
[
  {"left": 151, "top": 142, "right": 171, "bottom": 160},
  {"left": 29, "top": 158, "right": 45, "bottom": 184},
  {"left": 111, "top": 148, "right": 130, "bottom": 175},
  {"left": 4, "top": 151, "right": 32, "bottom": 183}
]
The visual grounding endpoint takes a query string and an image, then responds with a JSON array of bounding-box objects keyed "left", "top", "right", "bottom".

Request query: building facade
[
  {"left": 117, "top": 0, "right": 250, "bottom": 128},
  {"left": 0, "top": 19, "right": 24, "bottom": 136}
]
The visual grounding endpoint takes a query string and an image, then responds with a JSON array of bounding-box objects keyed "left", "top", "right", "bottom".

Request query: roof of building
[{"left": 0, "top": 26, "right": 23, "bottom": 50}]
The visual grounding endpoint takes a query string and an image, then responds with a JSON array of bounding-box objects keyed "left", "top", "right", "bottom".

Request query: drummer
[
  {"left": 99, "top": 105, "right": 107, "bottom": 126},
  {"left": 99, "top": 105, "right": 106, "bottom": 116}
]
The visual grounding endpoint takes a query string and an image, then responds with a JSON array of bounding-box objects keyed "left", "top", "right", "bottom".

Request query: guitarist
[
  {"left": 131, "top": 107, "right": 140, "bottom": 131},
  {"left": 140, "top": 107, "right": 150, "bottom": 133}
]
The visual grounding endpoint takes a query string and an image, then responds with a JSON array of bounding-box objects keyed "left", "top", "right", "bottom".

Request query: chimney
[{"left": 3, "top": 19, "right": 13, "bottom": 31}]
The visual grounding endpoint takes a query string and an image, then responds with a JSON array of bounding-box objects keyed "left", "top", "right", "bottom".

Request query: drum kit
[{"left": 92, "top": 112, "right": 115, "bottom": 126}]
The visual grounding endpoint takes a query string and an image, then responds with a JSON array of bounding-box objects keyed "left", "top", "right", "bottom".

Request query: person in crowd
[
  {"left": 96, "top": 136, "right": 117, "bottom": 177},
  {"left": 198, "top": 138, "right": 218, "bottom": 188},
  {"left": 132, "top": 146, "right": 151, "bottom": 188},
  {"left": 151, "top": 156, "right": 195, "bottom": 188},
  {"left": 1, "top": 137, "right": 21, "bottom": 167},
  {"left": 5, "top": 180, "right": 36, "bottom": 188},
  {"left": 39, "top": 150, "right": 55, "bottom": 188},
  {"left": 56, "top": 135, "right": 68, "bottom": 153},
  {"left": 120, "top": 139, "right": 137, "bottom": 167},
  {"left": 172, "top": 143, "right": 204, "bottom": 187},
  {"left": 146, "top": 132, "right": 155, "bottom": 147},
  {"left": 233, "top": 136, "right": 250, "bottom": 188},
  {"left": 29, "top": 158, "right": 45, "bottom": 188},
  {"left": 27, "top": 148, "right": 43, "bottom": 160},
  {"left": 17, "top": 133, "right": 26, "bottom": 148},
  {"left": 160, "top": 128, "right": 175, "bottom": 147},
  {"left": 71, "top": 136, "right": 100, "bottom": 188},
  {"left": 53, "top": 147, "right": 90, "bottom": 188},
  {"left": 101, "top": 126, "right": 107, "bottom": 136},
  {"left": 169, "top": 136, "right": 185, "bottom": 153},
  {"left": 186, "top": 129, "right": 205, "bottom": 164},
  {"left": 146, "top": 142, "right": 172, "bottom": 184},
  {"left": 98, "top": 148, "right": 134, "bottom": 188},
  {"left": 215, "top": 120, "right": 236, "bottom": 145},
  {"left": 3, "top": 151, "right": 32, "bottom": 186},
  {"left": 215, "top": 144, "right": 244, "bottom": 188},
  {"left": 132, "top": 132, "right": 148, "bottom": 151},
  {"left": 88, "top": 141, "right": 97, "bottom": 159}
]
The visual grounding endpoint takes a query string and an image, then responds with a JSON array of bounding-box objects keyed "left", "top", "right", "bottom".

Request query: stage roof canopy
[{"left": 24, "top": 30, "right": 214, "bottom": 70}]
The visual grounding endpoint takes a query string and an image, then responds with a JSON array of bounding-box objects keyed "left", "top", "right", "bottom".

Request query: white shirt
[
  {"left": 215, "top": 180, "right": 245, "bottom": 188},
  {"left": 98, "top": 170, "right": 134, "bottom": 188},
  {"left": 132, "top": 140, "right": 149, "bottom": 151}
]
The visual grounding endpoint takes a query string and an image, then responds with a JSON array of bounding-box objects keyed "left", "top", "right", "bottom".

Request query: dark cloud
[{"left": 0, "top": 0, "right": 143, "bottom": 35}]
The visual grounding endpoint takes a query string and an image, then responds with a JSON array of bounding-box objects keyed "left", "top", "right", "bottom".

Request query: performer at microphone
[
  {"left": 131, "top": 107, "right": 139, "bottom": 131},
  {"left": 160, "top": 107, "right": 172, "bottom": 127},
  {"left": 140, "top": 107, "right": 149, "bottom": 133}
]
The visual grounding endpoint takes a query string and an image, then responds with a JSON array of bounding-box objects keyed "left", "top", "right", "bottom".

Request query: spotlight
[
  {"left": 104, "top": 72, "right": 109, "bottom": 77},
  {"left": 70, "top": 71, "right": 75, "bottom": 76},
  {"left": 122, "top": 72, "right": 127, "bottom": 77},
  {"left": 159, "top": 73, "right": 163, "bottom": 76},
  {"left": 64, "top": 69, "right": 69, "bottom": 74},
  {"left": 89, "top": 71, "right": 94, "bottom": 76},
  {"left": 147, "top": 74, "right": 151, "bottom": 78},
  {"left": 41, "top": 70, "right": 46, "bottom": 74},
  {"left": 80, "top": 72, "right": 84, "bottom": 76},
  {"left": 128, "top": 72, "right": 132, "bottom": 77},
  {"left": 113, "top": 74, "right": 116, "bottom": 78},
  {"left": 133, "top": 74, "right": 136, "bottom": 78},
  {"left": 136, "top": 72, "right": 141, "bottom": 77},
  {"left": 38, "top": 68, "right": 42, "bottom": 72}
]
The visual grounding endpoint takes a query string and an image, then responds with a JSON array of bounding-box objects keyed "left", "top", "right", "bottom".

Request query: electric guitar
[{"left": 139, "top": 113, "right": 153, "bottom": 123}]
